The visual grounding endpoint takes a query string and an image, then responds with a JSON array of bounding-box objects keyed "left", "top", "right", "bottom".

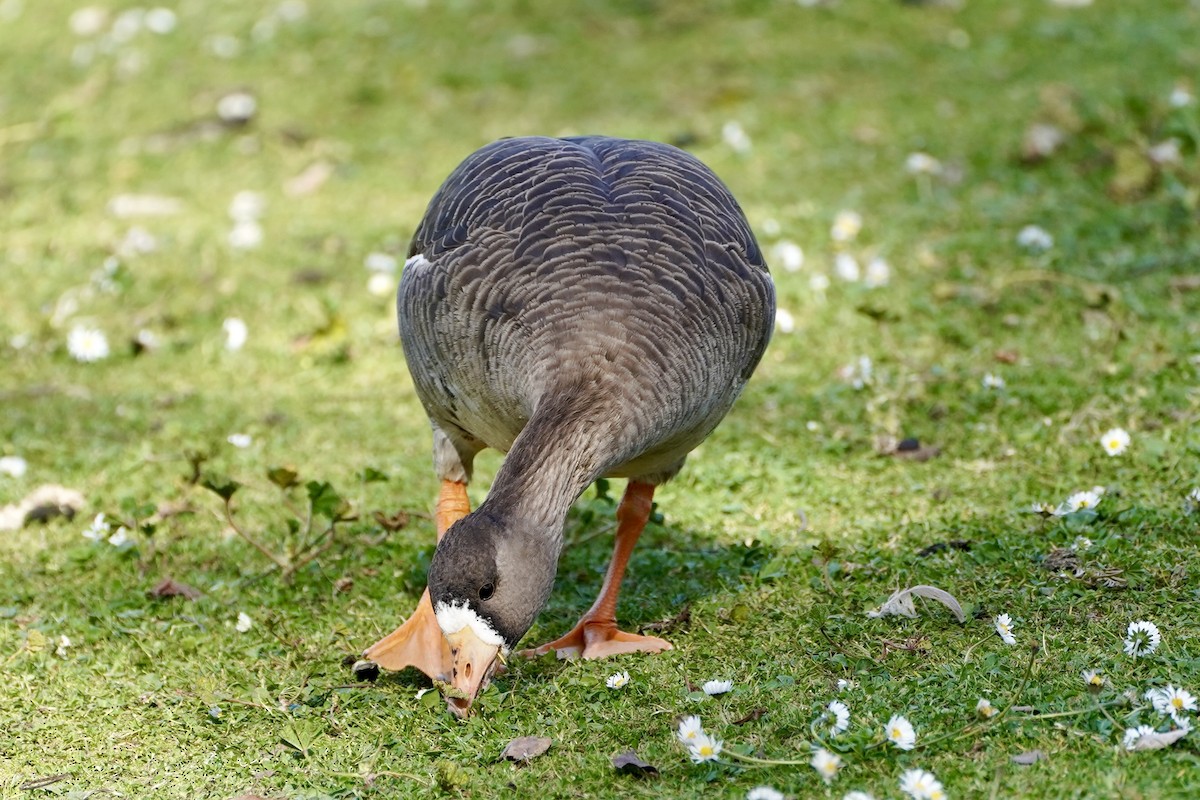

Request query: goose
[{"left": 364, "top": 135, "right": 774, "bottom": 716}]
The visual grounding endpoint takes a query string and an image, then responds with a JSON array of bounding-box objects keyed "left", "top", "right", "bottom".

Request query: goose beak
[{"left": 442, "top": 627, "right": 502, "bottom": 718}]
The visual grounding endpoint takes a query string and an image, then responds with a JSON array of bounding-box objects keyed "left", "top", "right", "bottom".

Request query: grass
[{"left": 2, "top": 0, "right": 1199, "bottom": 797}]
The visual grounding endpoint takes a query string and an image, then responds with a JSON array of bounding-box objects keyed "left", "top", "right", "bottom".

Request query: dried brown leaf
[
  {"left": 148, "top": 578, "right": 202, "bottom": 601},
  {"left": 1130, "top": 728, "right": 1189, "bottom": 751},
  {"left": 501, "top": 736, "right": 552, "bottom": 763},
  {"left": 612, "top": 750, "right": 658, "bottom": 777}
]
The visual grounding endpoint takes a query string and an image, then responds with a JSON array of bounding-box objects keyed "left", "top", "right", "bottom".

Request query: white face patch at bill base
[
  {"left": 434, "top": 600, "right": 505, "bottom": 648},
  {"left": 404, "top": 253, "right": 433, "bottom": 274}
]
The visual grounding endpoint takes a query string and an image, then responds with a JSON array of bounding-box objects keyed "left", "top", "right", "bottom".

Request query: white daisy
[
  {"left": 229, "top": 190, "right": 265, "bottom": 222},
  {"left": 1123, "top": 724, "right": 1157, "bottom": 750},
  {"left": 809, "top": 273, "right": 830, "bottom": 293},
  {"left": 107, "top": 526, "right": 130, "bottom": 547},
  {"left": 722, "top": 121, "right": 752, "bottom": 154},
  {"left": 145, "top": 7, "right": 177, "bottom": 34},
  {"left": 1082, "top": 669, "right": 1105, "bottom": 689},
  {"left": 83, "top": 513, "right": 110, "bottom": 541},
  {"left": 0, "top": 456, "right": 28, "bottom": 478},
  {"left": 843, "top": 793, "right": 877, "bottom": 800},
  {"left": 1147, "top": 685, "right": 1196, "bottom": 722},
  {"left": 67, "top": 325, "right": 110, "bottom": 362},
  {"left": 216, "top": 90, "right": 256, "bottom": 122},
  {"left": 1187, "top": 487, "right": 1200, "bottom": 514},
  {"left": 687, "top": 731, "right": 723, "bottom": 763},
  {"left": 831, "top": 210, "right": 862, "bottom": 243},
  {"left": 1072, "top": 536, "right": 1093, "bottom": 551},
  {"left": 905, "top": 152, "right": 942, "bottom": 175},
  {"left": 703, "top": 679, "right": 733, "bottom": 696},
  {"left": 235, "top": 612, "right": 253, "bottom": 633},
  {"left": 885, "top": 714, "right": 916, "bottom": 750},
  {"left": 771, "top": 240, "right": 804, "bottom": 273},
  {"left": 223, "top": 317, "right": 248, "bottom": 351},
  {"left": 834, "top": 252, "right": 860, "bottom": 282},
  {"left": 1016, "top": 224, "right": 1053, "bottom": 251},
  {"left": 677, "top": 715, "right": 704, "bottom": 744},
  {"left": 69, "top": 7, "right": 108, "bottom": 36},
  {"left": 1055, "top": 490, "right": 1101, "bottom": 516},
  {"left": 1100, "top": 427, "right": 1130, "bottom": 456},
  {"left": 775, "top": 308, "right": 796, "bottom": 334},
  {"left": 227, "top": 433, "right": 252, "bottom": 448},
  {"left": 367, "top": 272, "right": 396, "bottom": 297},
  {"left": 994, "top": 613, "right": 1016, "bottom": 645},
  {"left": 840, "top": 355, "right": 873, "bottom": 390},
  {"left": 56, "top": 635, "right": 72, "bottom": 658},
  {"left": 810, "top": 747, "right": 841, "bottom": 784},
  {"left": 864, "top": 256, "right": 890, "bottom": 288},
  {"left": 981, "top": 373, "right": 1005, "bottom": 390},
  {"left": 228, "top": 220, "right": 263, "bottom": 250},
  {"left": 1169, "top": 85, "right": 1194, "bottom": 108},
  {"left": 605, "top": 670, "right": 630, "bottom": 689},
  {"left": 364, "top": 251, "right": 399, "bottom": 273},
  {"left": 1124, "top": 620, "right": 1161, "bottom": 658},
  {"left": 824, "top": 699, "right": 850, "bottom": 735},
  {"left": 747, "top": 787, "right": 785, "bottom": 800},
  {"left": 836, "top": 678, "right": 853, "bottom": 692},
  {"left": 899, "top": 768, "right": 944, "bottom": 800},
  {"left": 976, "top": 698, "right": 997, "bottom": 719}
]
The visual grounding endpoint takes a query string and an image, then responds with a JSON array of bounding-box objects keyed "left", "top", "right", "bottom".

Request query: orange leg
[
  {"left": 363, "top": 480, "right": 470, "bottom": 678},
  {"left": 520, "top": 481, "right": 672, "bottom": 660}
]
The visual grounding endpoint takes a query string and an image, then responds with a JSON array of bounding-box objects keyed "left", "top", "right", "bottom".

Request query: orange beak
[{"left": 441, "top": 627, "right": 502, "bottom": 718}]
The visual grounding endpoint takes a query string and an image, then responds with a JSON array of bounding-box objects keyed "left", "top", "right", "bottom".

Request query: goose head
[{"left": 427, "top": 509, "right": 558, "bottom": 716}]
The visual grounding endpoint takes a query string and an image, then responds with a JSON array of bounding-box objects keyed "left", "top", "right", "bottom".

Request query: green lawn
[{"left": 2, "top": 1, "right": 1199, "bottom": 798}]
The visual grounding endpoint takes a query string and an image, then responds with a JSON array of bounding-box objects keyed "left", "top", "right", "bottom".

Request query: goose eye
[{"left": 479, "top": 582, "right": 495, "bottom": 601}]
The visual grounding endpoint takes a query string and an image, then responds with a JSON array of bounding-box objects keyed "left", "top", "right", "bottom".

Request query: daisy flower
[
  {"left": 775, "top": 308, "right": 796, "bottom": 334},
  {"left": 1124, "top": 620, "right": 1161, "bottom": 658},
  {"left": 864, "top": 256, "right": 890, "bottom": 288},
  {"left": 747, "top": 787, "right": 784, "bottom": 800},
  {"left": 836, "top": 678, "right": 853, "bottom": 692},
  {"left": 981, "top": 373, "right": 1005, "bottom": 390},
  {"left": 975, "top": 698, "right": 997, "bottom": 719},
  {"left": 145, "top": 7, "right": 177, "bottom": 34},
  {"left": 810, "top": 747, "right": 841, "bottom": 784},
  {"left": 217, "top": 90, "right": 256, "bottom": 122},
  {"left": 1186, "top": 487, "right": 1200, "bottom": 514},
  {"left": 364, "top": 251, "right": 399, "bottom": 273},
  {"left": 1016, "top": 224, "right": 1053, "bottom": 251},
  {"left": 605, "top": 670, "right": 630, "bottom": 690},
  {"left": 722, "top": 121, "right": 752, "bottom": 154},
  {"left": 905, "top": 152, "right": 942, "bottom": 175},
  {"left": 1100, "top": 427, "right": 1130, "bottom": 456},
  {"left": 899, "top": 768, "right": 945, "bottom": 800},
  {"left": 227, "top": 433, "right": 252, "bottom": 448},
  {"left": 228, "top": 220, "right": 263, "bottom": 250},
  {"left": 1123, "top": 724, "right": 1157, "bottom": 751},
  {"left": 994, "top": 613, "right": 1016, "bottom": 645},
  {"left": 688, "top": 731, "right": 723, "bottom": 763},
  {"left": 809, "top": 273, "right": 830, "bottom": 293},
  {"left": 56, "top": 635, "right": 72, "bottom": 658},
  {"left": 677, "top": 715, "right": 704, "bottom": 744},
  {"left": 1072, "top": 536, "right": 1093, "bottom": 552},
  {"left": 885, "top": 714, "right": 916, "bottom": 750},
  {"left": 229, "top": 190, "right": 265, "bottom": 222},
  {"left": 1056, "top": 490, "right": 1101, "bottom": 515},
  {"left": 67, "top": 325, "right": 110, "bottom": 362},
  {"left": 107, "top": 526, "right": 130, "bottom": 548},
  {"left": 1146, "top": 685, "right": 1196, "bottom": 722},
  {"left": 834, "top": 252, "right": 860, "bottom": 282},
  {"left": 831, "top": 210, "right": 862, "bottom": 243},
  {"left": 83, "top": 513, "right": 111, "bottom": 541},
  {"left": 703, "top": 679, "right": 733, "bottom": 696},
  {"left": 223, "top": 318, "right": 248, "bottom": 351},
  {"left": 0, "top": 456, "right": 28, "bottom": 478},
  {"left": 824, "top": 699, "right": 850, "bottom": 735},
  {"left": 235, "top": 612, "right": 253, "bottom": 633},
  {"left": 771, "top": 240, "right": 804, "bottom": 273},
  {"left": 1082, "top": 670, "right": 1106, "bottom": 691},
  {"left": 844, "top": 793, "right": 877, "bottom": 800}
]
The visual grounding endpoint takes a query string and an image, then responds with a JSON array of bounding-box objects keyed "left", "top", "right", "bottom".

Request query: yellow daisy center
[
  {"left": 1172, "top": 697, "right": 1184, "bottom": 709},
  {"left": 698, "top": 744, "right": 714, "bottom": 756}
]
